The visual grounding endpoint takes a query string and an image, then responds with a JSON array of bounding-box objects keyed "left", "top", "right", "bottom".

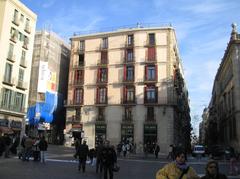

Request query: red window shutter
[
  {"left": 148, "top": 47, "right": 155, "bottom": 61},
  {"left": 144, "top": 86, "right": 147, "bottom": 102},
  {"left": 106, "top": 68, "right": 108, "bottom": 82},
  {"left": 96, "top": 87, "right": 99, "bottom": 103},
  {"left": 145, "top": 66, "right": 148, "bottom": 80},
  {"left": 123, "top": 86, "right": 126, "bottom": 102},
  {"left": 81, "top": 89, "right": 84, "bottom": 104},
  {"left": 105, "top": 87, "right": 108, "bottom": 103},
  {"left": 124, "top": 65, "right": 126, "bottom": 81},
  {"left": 98, "top": 68, "right": 100, "bottom": 82},
  {"left": 155, "top": 65, "right": 158, "bottom": 81},
  {"left": 155, "top": 86, "right": 158, "bottom": 103}
]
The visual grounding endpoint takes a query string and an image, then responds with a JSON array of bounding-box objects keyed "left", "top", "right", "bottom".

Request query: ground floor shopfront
[
  {"left": 0, "top": 116, "right": 23, "bottom": 136},
  {"left": 65, "top": 105, "right": 177, "bottom": 153}
]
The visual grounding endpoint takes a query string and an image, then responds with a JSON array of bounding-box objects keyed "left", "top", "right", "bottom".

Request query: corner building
[
  {"left": 66, "top": 26, "right": 191, "bottom": 153},
  {"left": 0, "top": 0, "right": 37, "bottom": 136}
]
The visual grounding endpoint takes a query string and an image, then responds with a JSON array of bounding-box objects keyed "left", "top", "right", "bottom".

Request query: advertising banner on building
[{"left": 37, "top": 61, "right": 48, "bottom": 93}]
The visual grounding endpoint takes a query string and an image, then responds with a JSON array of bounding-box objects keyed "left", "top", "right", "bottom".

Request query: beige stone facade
[
  {"left": 65, "top": 26, "right": 191, "bottom": 153},
  {"left": 207, "top": 24, "right": 240, "bottom": 151},
  {"left": 0, "top": 0, "right": 36, "bottom": 136}
]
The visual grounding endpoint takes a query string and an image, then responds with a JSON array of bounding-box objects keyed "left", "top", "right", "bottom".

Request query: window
[
  {"left": 78, "top": 54, "right": 84, "bottom": 66},
  {"left": 147, "top": 107, "right": 154, "bottom": 120},
  {"left": 125, "top": 107, "right": 132, "bottom": 121},
  {"left": 79, "top": 40, "right": 85, "bottom": 51},
  {"left": 98, "top": 68, "right": 108, "bottom": 82},
  {"left": 75, "top": 108, "right": 81, "bottom": 121},
  {"left": 126, "top": 49, "right": 133, "bottom": 62},
  {"left": 10, "top": 28, "right": 17, "bottom": 41},
  {"left": 25, "top": 18, "right": 30, "bottom": 30},
  {"left": 100, "top": 51, "right": 108, "bottom": 64},
  {"left": 4, "top": 63, "right": 12, "bottom": 83},
  {"left": 127, "top": 35, "right": 134, "bottom": 46},
  {"left": 145, "top": 65, "right": 157, "bottom": 81},
  {"left": 124, "top": 86, "right": 135, "bottom": 102},
  {"left": 74, "top": 88, "right": 83, "bottom": 104},
  {"left": 145, "top": 86, "right": 157, "bottom": 103},
  {"left": 13, "top": 9, "right": 19, "bottom": 24},
  {"left": 102, "top": 38, "right": 108, "bottom": 49},
  {"left": 7, "top": 44, "right": 14, "bottom": 60},
  {"left": 149, "top": 33, "right": 155, "bottom": 45},
  {"left": 74, "top": 70, "right": 84, "bottom": 84},
  {"left": 98, "top": 107, "right": 105, "bottom": 120},
  {"left": 125, "top": 66, "right": 134, "bottom": 81},
  {"left": 14, "top": 92, "right": 25, "bottom": 111},
  {"left": 18, "top": 69, "right": 24, "bottom": 84},
  {"left": 21, "top": 50, "right": 26, "bottom": 61},
  {"left": 97, "top": 87, "right": 107, "bottom": 104},
  {"left": 1, "top": 88, "right": 12, "bottom": 108},
  {"left": 20, "top": 14, "right": 24, "bottom": 22}
]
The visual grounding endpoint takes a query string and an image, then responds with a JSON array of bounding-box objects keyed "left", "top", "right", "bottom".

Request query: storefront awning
[{"left": 0, "top": 126, "right": 14, "bottom": 134}]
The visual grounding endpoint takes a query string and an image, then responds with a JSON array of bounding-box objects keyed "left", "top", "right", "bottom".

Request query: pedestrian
[
  {"left": 0, "top": 135, "right": 5, "bottom": 157},
  {"left": 117, "top": 142, "right": 122, "bottom": 157},
  {"left": 22, "top": 136, "right": 33, "bottom": 161},
  {"left": 101, "top": 140, "right": 117, "bottom": 179},
  {"left": 10, "top": 134, "right": 20, "bottom": 155},
  {"left": 229, "top": 147, "right": 238, "bottom": 175},
  {"left": 96, "top": 140, "right": 104, "bottom": 173},
  {"left": 38, "top": 136, "right": 48, "bottom": 163},
  {"left": 4, "top": 134, "right": 12, "bottom": 158},
  {"left": 201, "top": 160, "right": 227, "bottom": 179},
  {"left": 122, "top": 143, "right": 127, "bottom": 157},
  {"left": 154, "top": 143, "right": 160, "bottom": 159},
  {"left": 167, "top": 144, "right": 173, "bottom": 160},
  {"left": 156, "top": 149, "right": 200, "bottom": 179},
  {"left": 88, "top": 148, "right": 96, "bottom": 165},
  {"left": 75, "top": 140, "right": 89, "bottom": 172}
]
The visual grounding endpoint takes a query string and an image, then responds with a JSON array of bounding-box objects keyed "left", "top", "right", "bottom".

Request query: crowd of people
[
  {"left": 0, "top": 133, "right": 48, "bottom": 163},
  {"left": 74, "top": 138, "right": 118, "bottom": 179}
]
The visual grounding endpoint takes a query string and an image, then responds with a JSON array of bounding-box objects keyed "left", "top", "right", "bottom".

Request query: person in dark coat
[
  {"left": 154, "top": 144, "right": 160, "bottom": 159},
  {"left": 38, "top": 136, "right": 48, "bottom": 163},
  {"left": 75, "top": 140, "right": 89, "bottom": 172},
  {"left": 10, "top": 135, "right": 20, "bottom": 155},
  {"left": 3, "top": 134, "right": 12, "bottom": 158},
  {"left": 96, "top": 140, "right": 104, "bottom": 173},
  {"left": 201, "top": 160, "right": 227, "bottom": 179},
  {"left": 0, "top": 135, "right": 5, "bottom": 157},
  {"left": 101, "top": 140, "right": 117, "bottom": 179}
]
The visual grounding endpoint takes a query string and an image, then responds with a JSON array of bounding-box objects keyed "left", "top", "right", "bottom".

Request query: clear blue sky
[{"left": 21, "top": 0, "right": 240, "bottom": 134}]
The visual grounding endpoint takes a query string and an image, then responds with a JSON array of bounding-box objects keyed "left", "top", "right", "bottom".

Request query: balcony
[
  {"left": 24, "top": 25, "right": 31, "bottom": 34},
  {"left": 22, "top": 43, "right": 28, "bottom": 50},
  {"left": 64, "top": 100, "right": 83, "bottom": 107},
  {"left": 7, "top": 54, "right": 16, "bottom": 63},
  {"left": 122, "top": 77, "right": 134, "bottom": 83},
  {"left": 10, "top": 34, "right": 17, "bottom": 43},
  {"left": 144, "top": 98, "right": 158, "bottom": 105},
  {"left": 20, "top": 58, "right": 27, "bottom": 68},
  {"left": 16, "top": 81, "right": 27, "bottom": 90},
  {"left": 97, "top": 59, "right": 108, "bottom": 66},
  {"left": 96, "top": 115, "right": 105, "bottom": 122},
  {"left": 99, "top": 44, "right": 108, "bottom": 51},
  {"left": 145, "top": 114, "right": 156, "bottom": 123},
  {"left": 125, "top": 42, "right": 134, "bottom": 48},
  {"left": 144, "top": 77, "right": 157, "bottom": 83},
  {"left": 0, "top": 103, "right": 26, "bottom": 114},
  {"left": 122, "top": 115, "right": 133, "bottom": 123},
  {"left": 12, "top": 17, "right": 19, "bottom": 26},
  {"left": 72, "top": 62, "right": 85, "bottom": 69},
  {"left": 95, "top": 98, "right": 108, "bottom": 106},
  {"left": 121, "top": 98, "right": 136, "bottom": 105},
  {"left": 69, "top": 79, "right": 84, "bottom": 86},
  {"left": 2, "top": 77, "right": 15, "bottom": 86}
]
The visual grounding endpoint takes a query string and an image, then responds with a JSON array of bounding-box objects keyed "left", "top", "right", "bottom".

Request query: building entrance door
[
  {"left": 144, "top": 124, "right": 157, "bottom": 153},
  {"left": 95, "top": 123, "right": 106, "bottom": 145}
]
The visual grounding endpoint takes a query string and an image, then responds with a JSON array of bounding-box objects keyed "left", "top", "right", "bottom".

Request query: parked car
[{"left": 192, "top": 145, "right": 205, "bottom": 157}]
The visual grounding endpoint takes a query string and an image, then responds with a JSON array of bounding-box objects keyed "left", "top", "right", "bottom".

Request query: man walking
[
  {"left": 75, "top": 140, "right": 89, "bottom": 172},
  {"left": 38, "top": 136, "right": 48, "bottom": 163},
  {"left": 101, "top": 140, "right": 117, "bottom": 179}
]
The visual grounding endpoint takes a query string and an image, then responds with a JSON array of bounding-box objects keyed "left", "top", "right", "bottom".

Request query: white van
[{"left": 192, "top": 145, "right": 205, "bottom": 157}]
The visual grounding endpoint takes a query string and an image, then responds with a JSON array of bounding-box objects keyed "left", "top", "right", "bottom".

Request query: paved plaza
[{"left": 0, "top": 145, "right": 239, "bottom": 179}]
